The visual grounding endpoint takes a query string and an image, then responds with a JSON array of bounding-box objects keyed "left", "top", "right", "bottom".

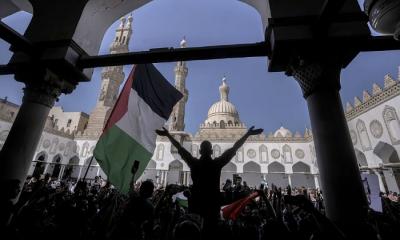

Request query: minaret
[
  {"left": 83, "top": 15, "right": 133, "bottom": 137},
  {"left": 169, "top": 37, "right": 189, "bottom": 131}
]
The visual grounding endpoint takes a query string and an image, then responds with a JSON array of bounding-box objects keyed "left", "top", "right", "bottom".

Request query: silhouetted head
[
  {"left": 199, "top": 140, "right": 212, "bottom": 157},
  {"left": 140, "top": 180, "right": 154, "bottom": 198}
]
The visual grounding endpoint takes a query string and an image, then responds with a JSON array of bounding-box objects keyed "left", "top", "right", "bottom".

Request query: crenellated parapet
[{"left": 345, "top": 67, "right": 400, "bottom": 120}]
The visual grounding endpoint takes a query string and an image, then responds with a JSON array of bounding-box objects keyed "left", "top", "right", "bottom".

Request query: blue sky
[{"left": 0, "top": 0, "right": 399, "bottom": 135}]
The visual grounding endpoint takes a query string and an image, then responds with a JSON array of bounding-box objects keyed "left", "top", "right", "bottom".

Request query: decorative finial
[
  {"left": 119, "top": 16, "right": 126, "bottom": 28},
  {"left": 219, "top": 76, "right": 229, "bottom": 101},
  {"left": 180, "top": 36, "right": 187, "bottom": 48}
]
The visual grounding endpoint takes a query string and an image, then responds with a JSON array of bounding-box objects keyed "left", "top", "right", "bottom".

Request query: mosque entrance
[
  {"left": 167, "top": 160, "right": 184, "bottom": 185},
  {"left": 291, "top": 162, "right": 314, "bottom": 188}
]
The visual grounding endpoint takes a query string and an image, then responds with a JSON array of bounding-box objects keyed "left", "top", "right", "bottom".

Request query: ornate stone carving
[
  {"left": 295, "top": 149, "right": 305, "bottom": 159},
  {"left": 247, "top": 149, "right": 256, "bottom": 159},
  {"left": 271, "top": 149, "right": 280, "bottom": 159},
  {"left": 369, "top": 120, "right": 384, "bottom": 138},
  {"left": 58, "top": 143, "right": 66, "bottom": 151},
  {"left": 42, "top": 139, "right": 51, "bottom": 149},
  {"left": 288, "top": 59, "right": 341, "bottom": 98},
  {"left": 350, "top": 130, "right": 358, "bottom": 145},
  {"left": 383, "top": 105, "right": 400, "bottom": 144}
]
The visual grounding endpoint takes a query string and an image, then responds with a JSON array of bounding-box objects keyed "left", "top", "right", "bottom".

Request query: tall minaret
[
  {"left": 83, "top": 15, "right": 133, "bottom": 137},
  {"left": 169, "top": 37, "right": 189, "bottom": 131}
]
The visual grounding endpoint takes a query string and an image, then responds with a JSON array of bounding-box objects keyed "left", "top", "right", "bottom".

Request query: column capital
[
  {"left": 22, "top": 70, "right": 74, "bottom": 107},
  {"left": 286, "top": 58, "right": 342, "bottom": 99}
]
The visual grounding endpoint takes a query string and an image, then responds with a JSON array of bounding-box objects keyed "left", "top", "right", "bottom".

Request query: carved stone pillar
[
  {"left": 287, "top": 174, "right": 292, "bottom": 187},
  {"left": 0, "top": 76, "right": 62, "bottom": 189},
  {"left": 290, "top": 59, "right": 368, "bottom": 232}
]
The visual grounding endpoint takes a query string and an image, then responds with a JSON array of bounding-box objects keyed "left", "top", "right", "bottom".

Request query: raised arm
[
  {"left": 218, "top": 126, "right": 263, "bottom": 166},
  {"left": 155, "top": 127, "right": 195, "bottom": 166}
]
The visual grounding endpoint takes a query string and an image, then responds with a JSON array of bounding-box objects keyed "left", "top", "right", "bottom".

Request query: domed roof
[
  {"left": 274, "top": 126, "right": 292, "bottom": 138},
  {"left": 205, "top": 77, "right": 241, "bottom": 125}
]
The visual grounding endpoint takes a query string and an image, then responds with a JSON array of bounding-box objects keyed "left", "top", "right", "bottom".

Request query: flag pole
[
  {"left": 82, "top": 155, "right": 95, "bottom": 181},
  {"left": 129, "top": 160, "right": 140, "bottom": 192}
]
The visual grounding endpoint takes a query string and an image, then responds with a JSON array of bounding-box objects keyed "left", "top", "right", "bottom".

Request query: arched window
[
  {"left": 354, "top": 148, "right": 368, "bottom": 167},
  {"left": 50, "top": 138, "right": 59, "bottom": 154},
  {"left": 156, "top": 144, "right": 164, "bottom": 160},
  {"left": 80, "top": 142, "right": 90, "bottom": 158},
  {"left": 383, "top": 106, "right": 400, "bottom": 144},
  {"left": 259, "top": 145, "right": 268, "bottom": 163},
  {"left": 213, "top": 144, "right": 221, "bottom": 158},
  {"left": 282, "top": 144, "right": 292, "bottom": 163},
  {"left": 235, "top": 147, "right": 244, "bottom": 163},
  {"left": 220, "top": 120, "right": 225, "bottom": 129},
  {"left": 356, "top": 119, "right": 372, "bottom": 151},
  {"left": 228, "top": 120, "right": 233, "bottom": 125}
]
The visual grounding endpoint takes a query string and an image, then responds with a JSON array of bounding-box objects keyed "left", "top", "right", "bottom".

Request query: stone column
[
  {"left": 314, "top": 175, "right": 320, "bottom": 189},
  {"left": 291, "top": 60, "right": 368, "bottom": 232},
  {"left": 287, "top": 174, "right": 292, "bottom": 187},
  {"left": 163, "top": 170, "right": 168, "bottom": 187},
  {"left": 58, "top": 165, "right": 65, "bottom": 180},
  {"left": 0, "top": 82, "right": 60, "bottom": 188}
]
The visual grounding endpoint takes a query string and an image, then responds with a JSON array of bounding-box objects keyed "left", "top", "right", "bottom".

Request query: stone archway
[
  {"left": 354, "top": 148, "right": 368, "bottom": 167},
  {"left": 221, "top": 161, "right": 237, "bottom": 185},
  {"left": 32, "top": 151, "right": 47, "bottom": 178},
  {"left": 140, "top": 160, "right": 158, "bottom": 182},
  {"left": 266, "top": 161, "right": 288, "bottom": 188},
  {"left": 49, "top": 154, "right": 62, "bottom": 179},
  {"left": 242, "top": 161, "right": 261, "bottom": 188},
  {"left": 291, "top": 161, "right": 314, "bottom": 188},
  {"left": 167, "top": 160, "right": 183, "bottom": 185},
  {"left": 66, "top": 156, "right": 80, "bottom": 179},
  {"left": 373, "top": 141, "right": 400, "bottom": 192}
]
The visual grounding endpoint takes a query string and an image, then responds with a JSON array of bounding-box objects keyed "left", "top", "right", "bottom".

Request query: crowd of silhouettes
[{"left": 0, "top": 174, "right": 399, "bottom": 240}]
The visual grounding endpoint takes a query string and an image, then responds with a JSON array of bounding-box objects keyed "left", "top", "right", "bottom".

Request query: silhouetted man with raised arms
[{"left": 156, "top": 126, "right": 263, "bottom": 231}]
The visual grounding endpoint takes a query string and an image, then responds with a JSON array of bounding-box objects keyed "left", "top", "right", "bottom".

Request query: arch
[
  {"left": 140, "top": 160, "right": 157, "bottom": 182},
  {"left": 32, "top": 151, "right": 48, "bottom": 178},
  {"left": 84, "top": 157, "right": 98, "bottom": 166},
  {"left": 282, "top": 144, "right": 292, "bottom": 163},
  {"left": 221, "top": 161, "right": 237, "bottom": 185},
  {"left": 228, "top": 120, "right": 233, "bottom": 125},
  {"left": 291, "top": 161, "right": 313, "bottom": 188},
  {"left": 220, "top": 120, "right": 225, "bottom": 129},
  {"left": 213, "top": 144, "right": 221, "bottom": 158},
  {"left": 64, "top": 156, "right": 80, "bottom": 179},
  {"left": 243, "top": 161, "right": 261, "bottom": 188},
  {"left": 259, "top": 144, "right": 268, "bottom": 163},
  {"left": 167, "top": 160, "right": 184, "bottom": 184},
  {"left": 243, "top": 161, "right": 261, "bottom": 172},
  {"left": 235, "top": 147, "right": 244, "bottom": 163},
  {"left": 356, "top": 119, "right": 372, "bottom": 151},
  {"left": 156, "top": 144, "right": 164, "bottom": 160},
  {"left": 354, "top": 148, "right": 368, "bottom": 167},
  {"left": 292, "top": 161, "right": 311, "bottom": 173},
  {"left": 50, "top": 154, "right": 63, "bottom": 178},
  {"left": 383, "top": 106, "right": 400, "bottom": 144},
  {"left": 373, "top": 141, "right": 400, "bottom": 164},
  {"left": 268, "top": 162, "right": 285, "bottom": 173}
]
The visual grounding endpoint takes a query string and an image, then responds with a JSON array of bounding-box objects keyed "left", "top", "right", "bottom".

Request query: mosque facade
[{"left": 0, "top": 17, "right": 399, "bottom": 193}]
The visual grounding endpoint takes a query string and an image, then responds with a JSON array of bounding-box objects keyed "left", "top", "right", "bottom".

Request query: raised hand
[
  {"left": 247, "top": 126, "right": 263, "bottom": 136},
  {"left": 155, "top": 127, "right": 170, "bottom": 136}
]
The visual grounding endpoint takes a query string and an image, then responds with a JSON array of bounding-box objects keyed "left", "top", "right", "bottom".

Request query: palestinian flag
[
  {"left": 172, "top": 191, "right": 189, "bottom": 208},
  {"left": 221, "top": 192, "right": 259, "bottom": 220},
  {"left": 94, "top": 64, "right": 183, "bottom": 194}
]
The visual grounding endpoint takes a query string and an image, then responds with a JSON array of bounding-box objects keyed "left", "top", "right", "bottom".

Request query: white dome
[
  {"left": 274, "top": 126, "right": 292, "bottom": 138},
  {"left": 204, "top": 77, "right": 241, "bottom": 125},
  {"left": 207, "top": 100, "right": 239, "bottom": 118}
]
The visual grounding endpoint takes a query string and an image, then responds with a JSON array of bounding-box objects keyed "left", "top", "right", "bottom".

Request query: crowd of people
[{"left": 0, "top": 174, "right": 399, "bottom": 240}]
